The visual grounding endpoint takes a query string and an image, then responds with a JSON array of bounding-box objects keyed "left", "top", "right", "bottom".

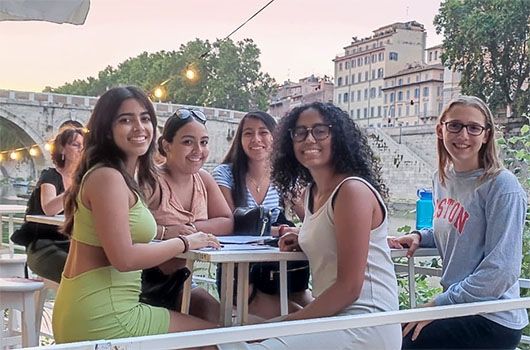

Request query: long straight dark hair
[
  {"left": 62, "top": 86, "right": 158, "bottom": 235},
  {"left": 222, "top": 111, "right": 277, "bottom": 207}
]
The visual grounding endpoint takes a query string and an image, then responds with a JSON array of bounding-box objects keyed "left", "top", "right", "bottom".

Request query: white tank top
[{"left": 298, "top": 176, "right": 399, "bottom": 315}]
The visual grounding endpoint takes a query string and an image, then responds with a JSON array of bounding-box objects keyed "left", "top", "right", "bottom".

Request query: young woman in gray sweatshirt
[{"left": 389, "top": 96, "right": 528, "bottom": 349}]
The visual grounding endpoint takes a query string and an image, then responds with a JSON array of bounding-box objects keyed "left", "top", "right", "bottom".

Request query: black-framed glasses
[
  {"left": 289, "top": 124, "right": 332, "bottom": 142},
  {"left": 441, "top": 121, "right": 489, "bottom": 136},
  {"left": 173, "top": 108, "right": 207, "bottom": 124}
]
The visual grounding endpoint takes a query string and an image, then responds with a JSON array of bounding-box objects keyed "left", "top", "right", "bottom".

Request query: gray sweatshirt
[{"left": 419, "top": 168, "right": 528, "bottom": 330}]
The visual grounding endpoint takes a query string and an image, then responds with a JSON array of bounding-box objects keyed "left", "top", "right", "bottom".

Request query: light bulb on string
[
  {"left": 9, "top": 151, "right": 18, "bottom": 160},
  {"left": 29, "top": 147, "right": 39, "bottom": 157},
  {"left": 44, "top": 142, "right": 52, "bottom": 152}
]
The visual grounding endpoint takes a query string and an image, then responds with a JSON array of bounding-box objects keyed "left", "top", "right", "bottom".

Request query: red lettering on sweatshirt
[{"left": 434, "top": 197, "right": 469, "bottom": 234}]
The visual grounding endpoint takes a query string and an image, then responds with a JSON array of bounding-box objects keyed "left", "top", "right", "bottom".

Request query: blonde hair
[{"left": 436, "top": 95, "right": 503, "bottom": 185}]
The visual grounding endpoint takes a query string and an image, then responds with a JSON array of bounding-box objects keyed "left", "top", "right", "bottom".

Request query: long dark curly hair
[
  {"left": 271, "top": 102, "right": 387, "bottom": 202},
  {"left": 62, "top": 86, "right": 158, "bottom": 235}
]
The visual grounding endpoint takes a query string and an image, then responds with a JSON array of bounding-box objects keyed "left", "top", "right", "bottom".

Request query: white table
[
  {"left": 177, "top": 247, "right": 440, "bottom": 326},
  {"left": 0, "top": 205, "right": 27, "bottom": 254},
  {"left": 25, "top": 215, "right": 65, "bottom": 226},
  {"left": 177, "top": 248, "right": 306, "bottom": 326}
]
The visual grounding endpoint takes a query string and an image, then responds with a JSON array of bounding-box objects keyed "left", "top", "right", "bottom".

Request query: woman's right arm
[
  {"left": 40, "top": 183, "right": 66, "bottom": 216},
  {"left": 85, "top": 167, "right": 216, "bottom": 272}
]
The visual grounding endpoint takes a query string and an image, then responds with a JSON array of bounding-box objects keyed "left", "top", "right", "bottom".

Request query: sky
[{"left": 0, "top": 0, "right": 443, "bottom": 93}]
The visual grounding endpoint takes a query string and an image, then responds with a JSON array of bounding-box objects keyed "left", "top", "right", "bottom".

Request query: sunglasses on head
[{"left": 173, "top": 108, "right": 207, "bottom": 124}]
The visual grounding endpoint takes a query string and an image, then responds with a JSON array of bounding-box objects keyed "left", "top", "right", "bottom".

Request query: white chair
[
  {"left": 0, "top": 253, "right": 27, "bottom": 278},
  {"left": 0, "top": 277, "right": 44, "bottom": 349}
]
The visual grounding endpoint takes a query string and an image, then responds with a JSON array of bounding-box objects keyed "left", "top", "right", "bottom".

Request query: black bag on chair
[
  {"left": 233, "top": 206, "right": 274, "bottom": 236},
  {"left": 139, "top": 267, "right": 191, "bottom": 311}
]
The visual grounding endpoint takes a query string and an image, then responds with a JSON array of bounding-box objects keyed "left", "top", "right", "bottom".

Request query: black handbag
[
  {"left": 233, "top": 206, "right": 274, "bottom": 236},
  {"left": 139, "top": 267, "right": 191, "bottom": 311}
]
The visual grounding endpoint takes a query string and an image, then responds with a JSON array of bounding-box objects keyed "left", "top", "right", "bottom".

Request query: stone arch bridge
[{"left": 0, "top": 89, "right": 245, "bottom": 180}]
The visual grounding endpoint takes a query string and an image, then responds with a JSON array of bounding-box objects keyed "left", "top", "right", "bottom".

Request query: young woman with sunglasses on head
[
  {"left": 144, "top": 108, "right": 233, "bottom": 323},
  {"left": 219, "top": 102, "right": 401, "bottom": 349},
  {"left": 389, "top": 96, "right": 528, "bottom": 349},
  {"left": 212, "top": 111, "right": 310, "bottom": 320},
  {"left": 11, "top": 126, "right": 84, "bottom": 283},
  {"left": 52, "top": 87, "right": 220, "bottom": 347}
]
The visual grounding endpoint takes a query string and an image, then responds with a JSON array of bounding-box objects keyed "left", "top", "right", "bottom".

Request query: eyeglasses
[
  {"left": 289, "top": 124, "right": 332, "bottom": 142},
  {"left": 173, "top": 108, "right": 207, "bottom": 124},
  {"left": 441, "top": 121, "right": 489, "bottom": 136}
]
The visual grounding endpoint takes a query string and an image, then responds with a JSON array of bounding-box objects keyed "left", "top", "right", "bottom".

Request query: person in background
[
  {"left": 212, "top": 111, "right": 310, "bottom": 319},
  {"left": 52, "top": 86, "right": 219, "bottom": 346},
  {"left": 219, "top": 102, "right": 401, "bottom": 349},
  {"left": 11, "top": 126, "right": 84, "bottom": 283},
  {"left": 388, "top": 96, "right": 528, "bottom": 349},
  {"left": 145, "top": 108, "right": 233, "bottom": 323}
]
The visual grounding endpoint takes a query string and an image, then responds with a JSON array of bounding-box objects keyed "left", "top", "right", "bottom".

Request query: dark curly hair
[{"left": 271, "top": 102, "right": 387, "bottom": 202}]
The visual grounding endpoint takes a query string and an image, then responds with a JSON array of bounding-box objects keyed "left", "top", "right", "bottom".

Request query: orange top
[{"left": 147, "top": 171, "right": 208, "bottom": 227}]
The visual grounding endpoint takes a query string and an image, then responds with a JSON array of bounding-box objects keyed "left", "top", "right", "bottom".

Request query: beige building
[
  {"left": 333, "top": 21, "right": 427, "bottom": 127},
  {"left": 268, "top": 75, "right": 334, "bottom": 118},
  {"left": 382, "top": 62, "right": 445, "bottom": 126}
]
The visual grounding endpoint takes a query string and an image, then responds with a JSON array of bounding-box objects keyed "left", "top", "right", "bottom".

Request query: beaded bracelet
[{"left": 177, "top": 235, "right": 189, "bottom": 253}]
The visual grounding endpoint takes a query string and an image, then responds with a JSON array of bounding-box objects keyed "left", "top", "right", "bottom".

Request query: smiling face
[
  {"left": 112, "top": 98, "right": 154, "bottom": 166},
  {"left": 436, "top": 104, "right": 490, "bottom": 172},
  {"left": 240, "top": 117, "right": 273, "bottom": 162},
  {"left": 293, "top": 108, "right": 333, "bottom": 171},
  {"left": 163, "top": 120, "right": 209, "bottom": 174}
]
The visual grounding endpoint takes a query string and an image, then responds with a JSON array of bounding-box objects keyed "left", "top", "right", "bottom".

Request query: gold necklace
[{"left": 247, "top": 175, "right": 268, "bottom": 193}]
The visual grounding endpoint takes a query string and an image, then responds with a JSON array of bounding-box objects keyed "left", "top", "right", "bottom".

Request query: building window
[
  {"left": 350, "top": 110, "right": 354, "bottom": 117},
  {"left": 344, "top": 76, "right": 348, "bottom": 85},
  {"left": 423, "top": 87, "right": 429, "bottom": 97},
  {"left": 389, "top": 52, "right": 398, "bottom": 61},
  {"left": 398, "top": 106, "right": 402, "bottom": 117},
  {"left": 351, "top": 74, "right": 355, "bottom": 84},
  {"left": 352, "top": 59, "right": 356, "bottom": 68},
  {"left": 435, "top": 51, "right": 438, "bottom": 60},
  {"left": 345, "top": 61, "right": 350, "bottom": 69},
  {"left": 343, "top": 92, "right": 349, "bottom": 102},
  {"left": 372, "top": 70, "right": 376, "bottom": 80},
  {"left": 406, "top": 89, "right": 410, "bottom": 99},
  {"left": 364, "top": 89, "right": 368, "bottom": 100},
  {"left": 437, "top": 86, "right": 441, "bottom": 96},
  {"left": 377, "top": 68, "right": 384, "bottom": 78},
  {"left": 390, "top": 92, "right": 395, "bottom": 103},
  {"left": 398, "top": 91, "right": 403, "bottom": 101},
  {"left": 438, "top": 102, "right": 443, "bottom": 113},
  {"left": 358, "top": 72, "right": 362, "bottom": 82},
  {"left": 384, "top": 93, "right": 387, "bottom": 104},
  {"left": 364, "top": 108, "right": 368, "bottom": 118},
  {"left": 378, "top": 86, "right": 383, "bottom": 97},
  {"left": 378, "top": 52, "right": 384, "bottom": 61},
  {"left": 357, "top": 90, "right": 361, "bottom": 100},
  {"left": 364, "top": 56, "right": 369, "bottom": 64},
  {"left": 429, "top": 51, "right": 433, "bottom": 62},
  {"left": 339, "top": 63, "right": 343, "bottom": 71},
  {"left": 407, "top": 77, "right": 410, "bottom": 84},
  {"left": 377, "top": 106, "right": 382, "bottom": 117},
  {"left": 371, "top": 107, "right": 375, "bottom": 117},
  {"left": 372, "top": 54, "right": 376, "bottom": 63},
  {"left": 398, "top": 78, "right": 403, "bottom": 86},
  {"left": 414, "top": 88, "right": 420, "bottom": 98},
  {"left": 337, "top": 77, "right": 342, "bottom": 86},
  {"left": 357, "top": 109, "right": 361, "bottom": 118},
  {"left": 365, "top": 71, "right": 369, "bottom": 81},
  {"left": 370, "top": 87, "right": 376, "bottom": 98}
]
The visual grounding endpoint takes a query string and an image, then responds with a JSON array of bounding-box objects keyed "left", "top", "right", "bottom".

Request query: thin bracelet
[
  {"left": 177, "top": 235, "right": 189, "bottom": 253},
  {"left": 159, "top": 225, "right": 167, "bottom": 240},
  {"left": 188, "top": 222, "right": 196, "bottom": 230}
]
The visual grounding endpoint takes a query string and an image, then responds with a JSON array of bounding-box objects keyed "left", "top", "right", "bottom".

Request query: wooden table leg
[
  {"left": 235, "top": 262, "right": 249, "bottom": 325},
  {"left": 219, "top": 262, "right": 234, "bottom": 326},
  {"left": 279, "top": 260, "right": 288, "bottom": 315},
  {"left": 180, "top": 259, "right": 195, "bottom": 314}
]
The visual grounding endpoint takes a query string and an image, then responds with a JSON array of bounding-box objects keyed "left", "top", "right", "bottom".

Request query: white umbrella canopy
[{"left": 0, "top": 0, "right": 90, "bottom": 25}]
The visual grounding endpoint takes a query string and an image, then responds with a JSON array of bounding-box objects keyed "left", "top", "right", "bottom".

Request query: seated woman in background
[
  {"left": 52, "top": 86, "right": 220, "bottom": 345},
  {"left": 220, "top": 102, "right": 401, "bottom": 349},
  {"left": 389, "top": 96, "right": 527, "bottom": 349},
  {"left": 11, "top": 126, "right": 84, "bottom": 283},
  {"left": 144, "top": 108, "right": 233, "bottom": 323},
  {"left": 212, "top": 111, "right": 310, "bottom": 320}
]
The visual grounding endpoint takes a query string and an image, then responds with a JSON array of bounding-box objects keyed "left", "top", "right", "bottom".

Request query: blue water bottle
[{"left": 416, "top": 188, "right": 434, "bottom": 229}]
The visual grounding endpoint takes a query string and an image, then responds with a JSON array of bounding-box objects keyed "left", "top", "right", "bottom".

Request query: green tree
[
  {"left": 434, "top": 0, "right": 530, "bottom": 117},
  {"left": 47, "top": 38, "right": 275, "bottom": 111}
]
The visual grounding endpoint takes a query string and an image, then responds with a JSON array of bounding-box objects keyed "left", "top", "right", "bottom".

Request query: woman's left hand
[
  {"left": 402, "top": 300, "right": 435, "bottom": 341},
  {"left": 279, "top": 232, "right": 300, "bottom": 252}
]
